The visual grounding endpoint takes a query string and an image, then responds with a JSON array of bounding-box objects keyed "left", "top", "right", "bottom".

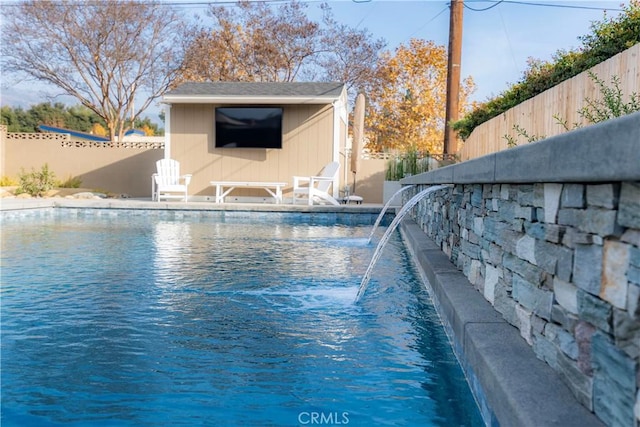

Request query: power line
[
  {"left": 497, "top": 3, "right": 519, "bottom": 76},
  {"left": 157, "top": 0, "right": 323, "bottom": 5},
  {"left": 354, "top": 1, "right": 378, "bottom": 30},
  {"left": 0, "top": 0, "right": 625, "bottom": 11},
  {"left": 464, "top": 0, "right": 504, "bottom": 12},
  {"left": 465, "top": 0, "right": 623, "bottom": 12},
  {"left": 405, "top": 5, "right": 450, "bottom": 40},
  {"left": 160, "top": 0, "right": 623, "bottom": 11}
]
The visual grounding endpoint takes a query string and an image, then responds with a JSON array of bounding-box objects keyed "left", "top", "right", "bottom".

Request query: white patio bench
[{"left": 210, "top": 181, "right": 288, "bottom": 204}]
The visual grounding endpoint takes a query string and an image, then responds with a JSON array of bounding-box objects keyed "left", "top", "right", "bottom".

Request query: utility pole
[{"left": 444, "top": 0, "right": 464, "bottom": 155}]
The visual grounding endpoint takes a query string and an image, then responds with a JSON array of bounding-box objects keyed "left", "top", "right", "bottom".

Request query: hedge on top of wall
[{"left": 452, "top": 0, "right": 640, "bottom": 141}]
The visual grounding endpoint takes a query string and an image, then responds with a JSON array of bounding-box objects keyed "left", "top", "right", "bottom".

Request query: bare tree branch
[
  {"left": 1, "top": 0, "right": 189, "bottom": 141},
  {"left": 178, "top": 1, "right": 385, "bottom": 107}
]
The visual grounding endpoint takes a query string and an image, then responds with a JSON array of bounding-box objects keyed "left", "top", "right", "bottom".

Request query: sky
[
  {"left": 308, "top": 0, "right": 629, "bottom": 100},
  {"left": 0, "top": 0, "right": 631, "bottom": 123}
]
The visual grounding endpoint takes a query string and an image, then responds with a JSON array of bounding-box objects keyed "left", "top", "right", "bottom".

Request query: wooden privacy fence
[{"left": 459, "top": 43, "right": 640, "bottom": 161}]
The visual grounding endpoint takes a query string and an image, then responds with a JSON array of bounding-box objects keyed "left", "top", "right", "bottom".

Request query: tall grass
[{"left": 385, "top": 149, "right": 433, "bottom": 180}]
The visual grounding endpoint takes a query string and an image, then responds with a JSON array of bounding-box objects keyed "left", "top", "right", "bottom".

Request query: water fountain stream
[
  {"left": 355, "top": 184, "right": 449, "bottom": 302},
  {"left": 367, "top": 184, "right": 415, "bottom": 244}
]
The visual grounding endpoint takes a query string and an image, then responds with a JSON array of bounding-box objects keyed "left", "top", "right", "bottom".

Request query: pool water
[{"left": 1, "top": 213, "right": 483, "bottom": 426}]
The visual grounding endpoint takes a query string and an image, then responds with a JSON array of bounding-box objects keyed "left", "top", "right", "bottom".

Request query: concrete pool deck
[{"left": 0, "top": 197, "right": 604, "bottom": 426}]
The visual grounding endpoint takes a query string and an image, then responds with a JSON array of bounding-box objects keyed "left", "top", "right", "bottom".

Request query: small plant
[
  {"left": 503, "top": 124, "right": 545, "bottom": 147},
  {"left": 385, "top": 147, "right": 433, "bottom": 180},
  {"left": 503, "top": 134, "right": 518, "bottom": 148},
  {"left": 556, "top": 72, "right": 640, "bottom": 132},
  {"left": 504, "top": 72, "right": 639, "bottom": 146},
  {"left": 57, "top": 174, "right": 83, "bottom": 188},
  {"left": 0, "top": 175, "right": 18, "bottom": 186},
  {"left": 16, "top": 164, "right": 56, "bottom": 197},
  {"left": 385, "top": 157, "right": 404, "bottom": 181},
  {"left": 552, "top": 114, "right": 580, "bottom": 132}
]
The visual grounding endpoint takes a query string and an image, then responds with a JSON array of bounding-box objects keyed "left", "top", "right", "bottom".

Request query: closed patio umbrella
[{"left": 351, "top": 93, "right": 365, "bottom": 193}]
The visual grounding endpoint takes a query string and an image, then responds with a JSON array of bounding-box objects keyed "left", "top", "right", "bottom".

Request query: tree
[
  {"left": 364, "top": 39, "right": 475, "bottom": 154},
  {"left": 1, "top": 0, "right": 188, "bottom": 142},
  {"left": 0, "top": 106, "right": 32, "bottom": 133},
  {"left": 180, "top": 0, "right": 321, "bottom": 83},
  {"left": 92, "top": 123, "right": 108, "bottom": 137},
  {"left": 134, "top": 117, "right": 163, "bottom": 136},
  {"left": 28, "top": 102, "right": 67, "bottom": 128},
  {"left": 178, "top": 0, "right": 385, "bottom": 103},
  {"left": 318, "top": 4, "right": 386, "bottom": 98},
  {"left": 1, "top": 103, "right": 107, "bottom": 133},
  {"left": 66, "top": 105, "right": 101, "bottom": 134}
]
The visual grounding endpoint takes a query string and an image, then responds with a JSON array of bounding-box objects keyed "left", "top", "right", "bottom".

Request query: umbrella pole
[{"left": 352, "top": 171, "right": 357, "bottom": 194}]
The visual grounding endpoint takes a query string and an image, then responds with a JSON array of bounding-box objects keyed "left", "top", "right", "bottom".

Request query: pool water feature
[
  {"left": 1, "top": 212, "right": 483, "bottom": 426},
  {"left": 357, "top": 185, "right": 449, "bottom": 302},
  {"left": 367, "top": 184, "right": 415, "bottom": 244}
]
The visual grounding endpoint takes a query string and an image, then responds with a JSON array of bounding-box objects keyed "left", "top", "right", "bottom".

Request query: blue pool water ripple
[{"left": 1, "top": 215, "right": 483, "bottom": 427}]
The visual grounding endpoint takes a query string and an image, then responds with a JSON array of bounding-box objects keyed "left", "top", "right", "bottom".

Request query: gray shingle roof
[{"left": 165, "top": 81, "right": 345, "bottom": 98}]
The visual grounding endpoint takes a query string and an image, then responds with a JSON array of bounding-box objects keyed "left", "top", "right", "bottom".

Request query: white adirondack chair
[
  {"left": 292, "top": 161, "right": 341, "bottom": 206},
  {"left": 152, "top": 159, "right": 192, "bottom": 202}
]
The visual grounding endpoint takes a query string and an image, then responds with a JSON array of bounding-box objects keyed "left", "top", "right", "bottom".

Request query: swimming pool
[{"left": 1, "top": 210, "right": 483, "bottom": 426}]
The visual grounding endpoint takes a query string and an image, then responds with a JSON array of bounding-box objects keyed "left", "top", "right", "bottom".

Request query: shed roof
[
  {"left": 38, "top": 124, "right": 110, "bottom": 142},
  {"left": 38, "top": 125, "right": 146, "bottom": 142},
  {"left": 163, "top": 81, "right": 346, "bottom": 105}
]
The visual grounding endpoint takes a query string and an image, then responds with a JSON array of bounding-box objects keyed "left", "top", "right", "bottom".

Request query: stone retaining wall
[{"left": 401, "top": 112, "right": 640, "bottom": 427}]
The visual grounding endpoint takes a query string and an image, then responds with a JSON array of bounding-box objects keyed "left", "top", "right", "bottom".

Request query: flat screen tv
[{"left": 215, "top": 107, "right": 283, "bottom": 149}]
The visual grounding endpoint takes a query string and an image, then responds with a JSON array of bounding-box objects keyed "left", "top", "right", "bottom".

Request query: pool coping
[{"left": 400, "top": 218, "right": 604, "bottom": 427}]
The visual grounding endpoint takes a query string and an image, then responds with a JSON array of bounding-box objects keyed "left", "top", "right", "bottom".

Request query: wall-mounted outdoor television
[{"left": 215, "top": 107, "right": 283, "bottom": 149}]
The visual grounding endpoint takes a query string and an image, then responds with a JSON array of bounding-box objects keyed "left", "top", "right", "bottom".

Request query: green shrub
[
  {"left": 16, "top": 164, "right": 56, "bottom": 197},
  {"left": 554, "top": 72, "right": 639, "bottom": 131},
  {"left": 577, "top": 72, "right": 640, "bottom": 124},
  {"left": 503, "top": 124, "right": 545, "bottom": 147},
  {"left": 57, "top": 174, "right": 83, "bottom": 188},
  {"left": 385, "top": 148, "right": 433, "bottom": 181},
  {"left": 0, "top": 175, "right": 18, "bottom": 186}
]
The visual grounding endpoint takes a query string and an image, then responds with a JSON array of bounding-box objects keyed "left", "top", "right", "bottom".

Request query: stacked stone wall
[{"left": 408, "top": 181, "right": 640, "bottom": 426}]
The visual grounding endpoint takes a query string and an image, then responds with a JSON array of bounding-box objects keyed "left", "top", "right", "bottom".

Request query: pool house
[{"left": 161, "top": 81, "right": 349, "bottom": 203}]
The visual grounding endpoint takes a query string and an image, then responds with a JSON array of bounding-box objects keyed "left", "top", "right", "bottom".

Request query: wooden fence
[{"left": 459, "top": 43, "right": 640, "bottom": 161}]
